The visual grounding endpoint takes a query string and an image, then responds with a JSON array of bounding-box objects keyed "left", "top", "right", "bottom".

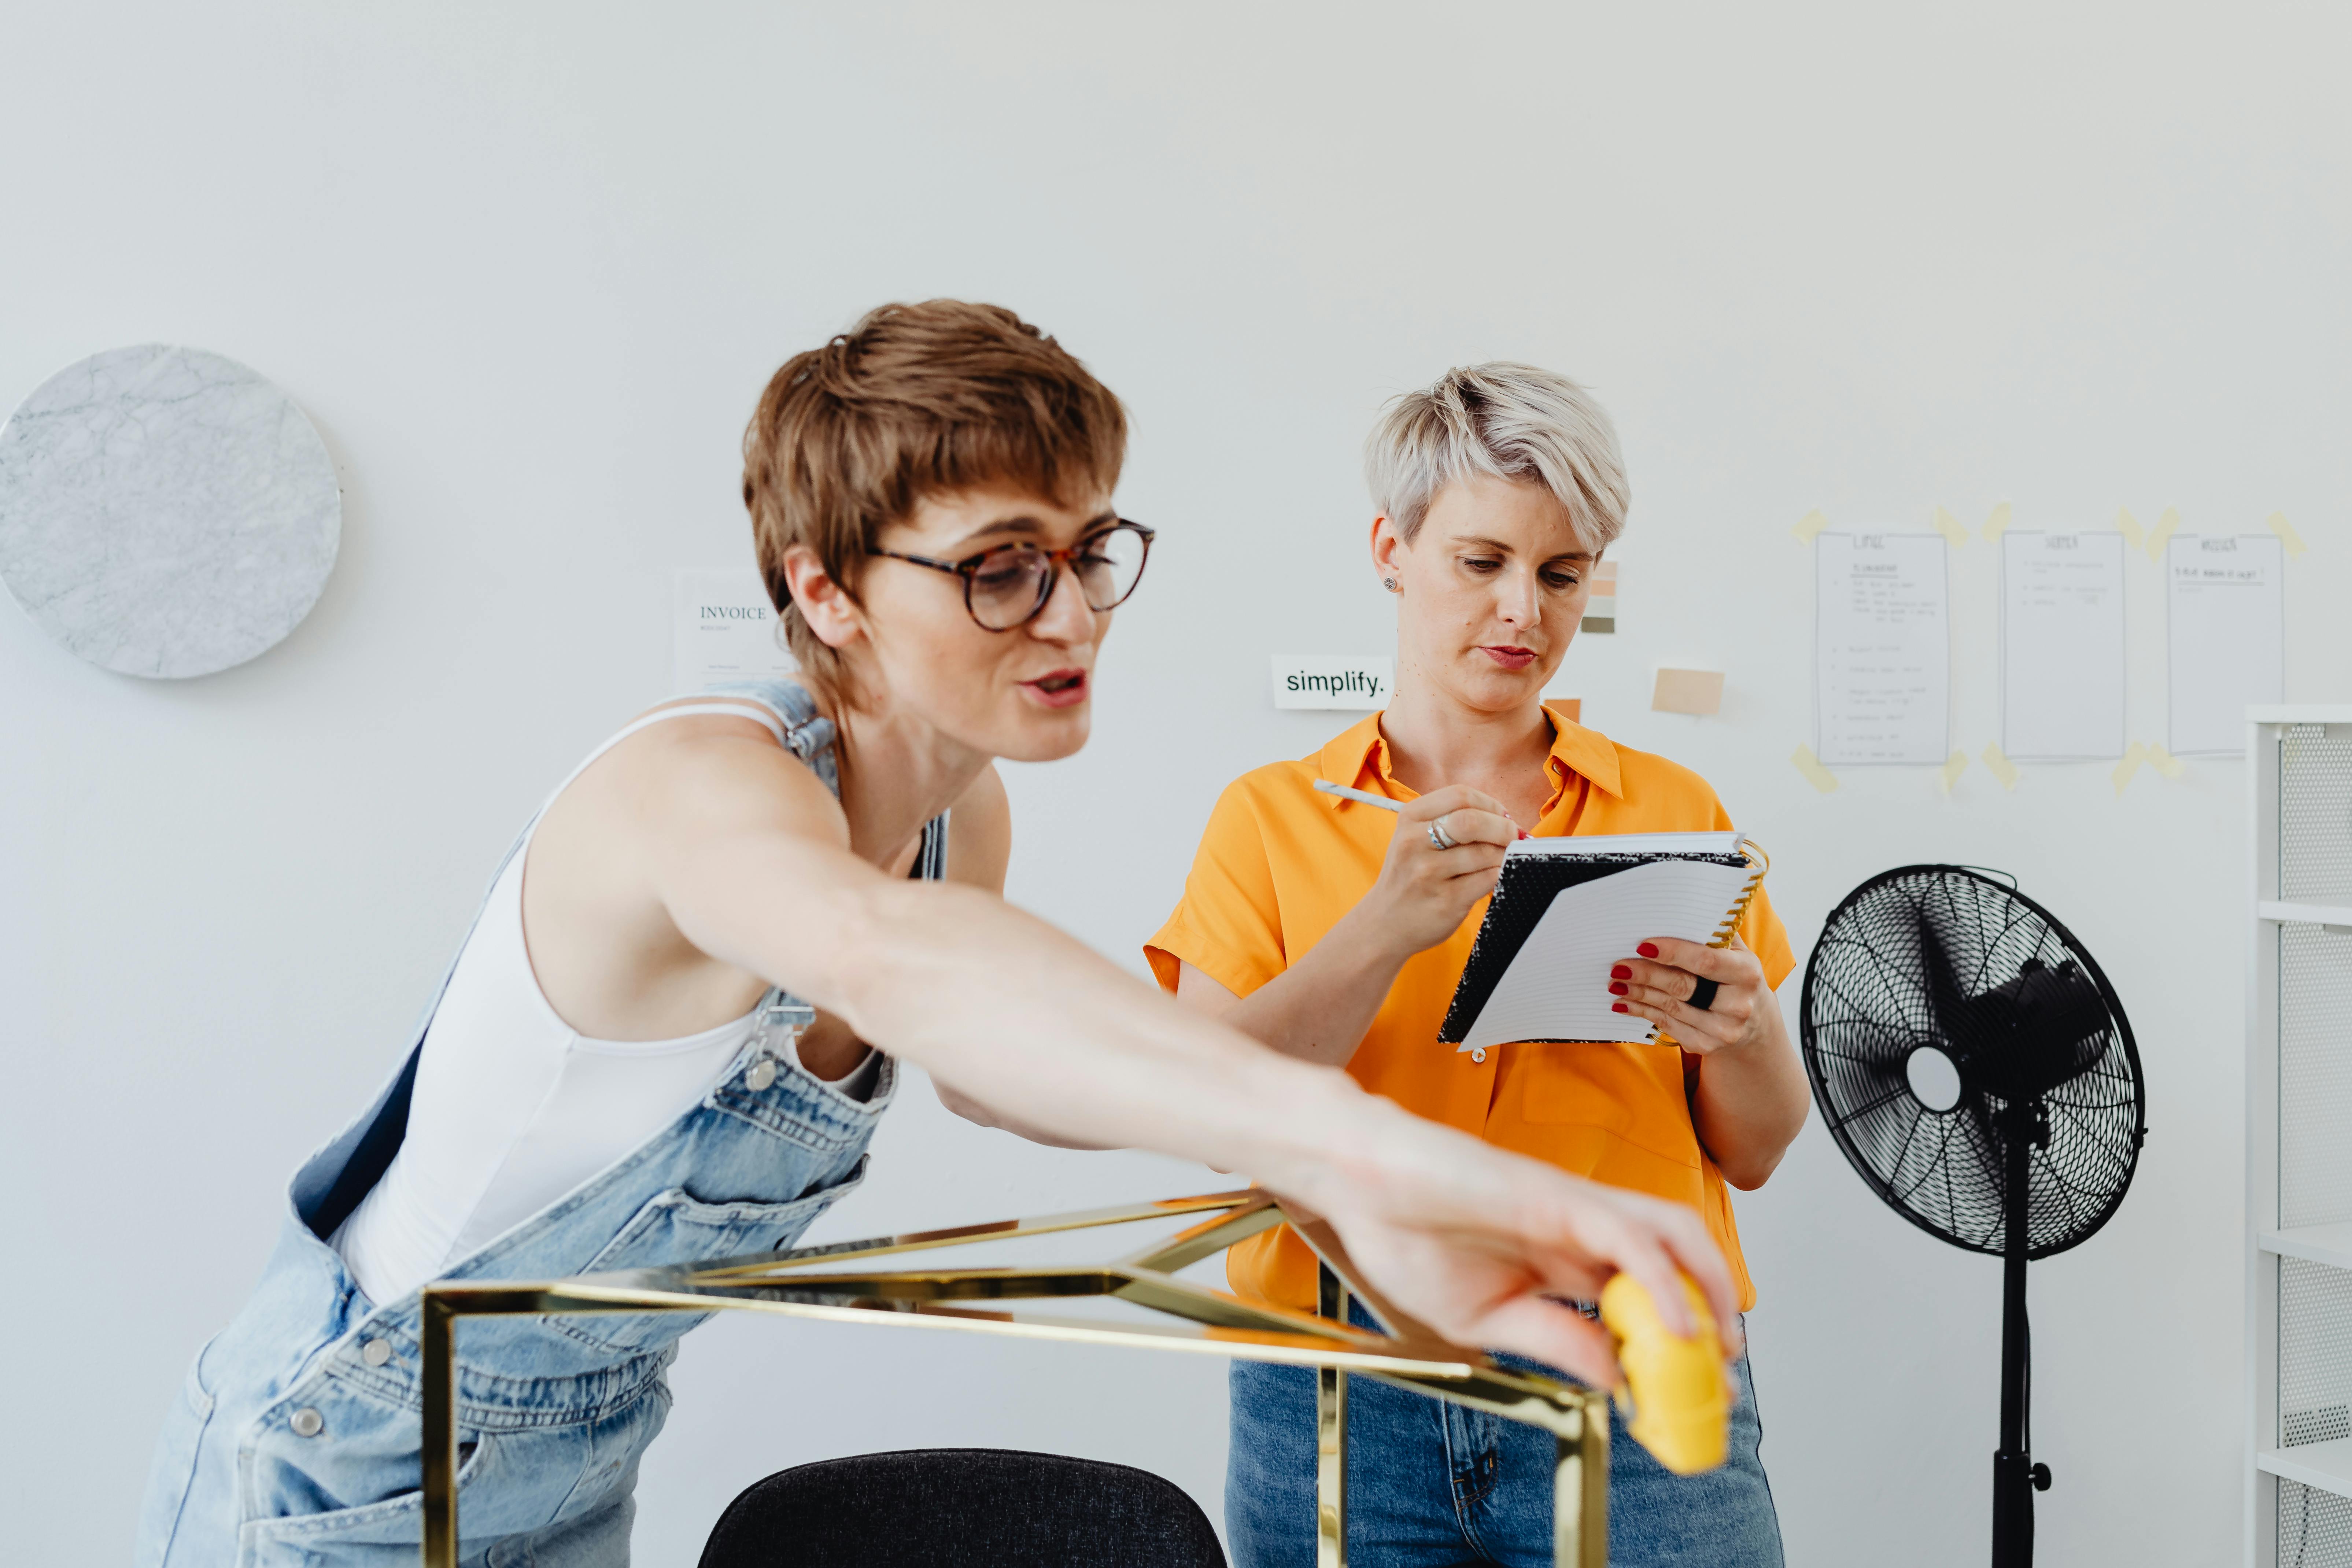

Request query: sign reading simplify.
[{"left": 1271, "top": 654, "right": 1394, "bottom": 710}]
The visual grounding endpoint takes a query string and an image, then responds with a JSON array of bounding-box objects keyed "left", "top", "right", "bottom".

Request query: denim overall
[{"left": 137, "top": 681, "right": 934, "bottom": 1567}]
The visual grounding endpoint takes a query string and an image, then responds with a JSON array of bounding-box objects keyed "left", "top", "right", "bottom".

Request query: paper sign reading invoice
[{"left": 673, "top": 568, "right": 796, "bottom": 692}]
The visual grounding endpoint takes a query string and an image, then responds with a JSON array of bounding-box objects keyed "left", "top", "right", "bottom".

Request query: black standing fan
[{"left": 1799, "top": 865, "right": 2145, "bottom": 1568}]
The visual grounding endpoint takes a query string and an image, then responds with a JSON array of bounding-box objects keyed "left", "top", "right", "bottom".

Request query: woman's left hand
[{"left": 1609, "top": 934, "right": 1774, "bottom": 1057}]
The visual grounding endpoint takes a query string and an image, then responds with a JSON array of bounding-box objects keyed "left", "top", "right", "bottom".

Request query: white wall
[{"left": 3, "top": 4, "right": 2347, "bottom": 1563}]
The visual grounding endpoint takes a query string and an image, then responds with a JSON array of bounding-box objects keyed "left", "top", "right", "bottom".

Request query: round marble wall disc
[{"left": 0, "top": 344, "right": 341, "bottom": 679}]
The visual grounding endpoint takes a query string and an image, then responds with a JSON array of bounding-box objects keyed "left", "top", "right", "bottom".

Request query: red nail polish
[
  {"left": 1610, "top": 965, "right": 1631, "bottom": 981},
  {"left": 1637, "top": 942, "right": 1660, "bottom": 959},
  {"left": 1611, "top": 1001, "right": 1628, "bottom": 1013},
  {"left": 1609, "top": 981, "right": 1629, "bottom": 996}
]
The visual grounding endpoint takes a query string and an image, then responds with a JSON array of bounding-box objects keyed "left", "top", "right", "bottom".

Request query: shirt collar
[{"left": 1312, "top": 702, "right": 1623, "bottom": 808}]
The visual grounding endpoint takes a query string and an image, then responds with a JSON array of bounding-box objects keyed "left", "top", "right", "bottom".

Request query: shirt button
[
  {"left": 290, "top": 1407, "right": 324, "bottom": 1438},
  {"left": 1470, "top": 1048, "right": 1488, "bottom": 1064},
  {"left": 361, "top": 1338, "right": 392, "bottom": 1368},
  {"left": 745, "top": 1056, "right": 778, "bottom": 1092}
]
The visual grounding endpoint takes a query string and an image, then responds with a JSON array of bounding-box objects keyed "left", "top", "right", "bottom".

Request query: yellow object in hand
[{"left": 1598, "top": 1272, "right": 1730, "bottom": 1476}]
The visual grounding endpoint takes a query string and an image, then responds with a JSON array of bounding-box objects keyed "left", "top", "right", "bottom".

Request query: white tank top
[{"left": 332, "top": 700, "right": 880, "bottom": 1304}]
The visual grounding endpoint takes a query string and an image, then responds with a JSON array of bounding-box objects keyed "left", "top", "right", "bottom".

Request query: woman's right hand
[
  {"left": 1355, "top": 785, "right": 1521, "bottom": 958},
  {"left": 1298, "top": 1095, "right": 1743, "bottom": 1381}
]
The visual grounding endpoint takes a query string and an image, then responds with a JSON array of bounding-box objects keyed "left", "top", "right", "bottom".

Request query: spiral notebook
[{"left": 1437, "top": 832, "right": 1768, "bottom": 1052}]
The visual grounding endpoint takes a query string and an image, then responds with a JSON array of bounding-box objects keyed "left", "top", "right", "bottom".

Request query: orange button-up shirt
[{"left": 1145, "top": 703, "right": 1793, "bottom": 1313}]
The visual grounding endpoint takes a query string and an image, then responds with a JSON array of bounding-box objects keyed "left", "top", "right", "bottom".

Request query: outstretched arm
[
  {"left": 645, "top": 735, "right": 1739, "bottom": 1377},
  {"left": 920, "top": 767, "right": 1119, "bottom": 1150}
]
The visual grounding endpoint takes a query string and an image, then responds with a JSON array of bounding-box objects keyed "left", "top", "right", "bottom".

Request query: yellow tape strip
[
  {"left": 2268, "top": 511, "right": 2307, "bottom": 558},
  {"left": 1792, "top": 509, "right": 1829, "bottom": 543},
  {"left": 2112, "top": 741, "right": 2149, "bottom": 796},
  {"left": 2145, "top": 507, "right": 2179, "bottom": 562},
  {"left": 1937, "top": 750, "right": 1969, "bottom": 793},
  {"left": 2146, "top": 742, "right": 2187, "bottom": 779},
  {"left": 2114, "top": 506, "right": 2145, "bottom": 549},
  {"left": 1980, "top": 742, "right": 2021, "bottom": 790},
  {"left": 1791, "top": 744, "right": 1840, "bottom": 793},
  {"left": 1932, "top": 506, "right": 1969, "bottom": 547},
  {"left": 1983, "top": 502, "right": 2013, "bottom": 542}
]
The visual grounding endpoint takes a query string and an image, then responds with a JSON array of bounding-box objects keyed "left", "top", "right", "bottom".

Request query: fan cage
[{"left": 1800, "top": 865, "right": 2145, "bottom": 1259}]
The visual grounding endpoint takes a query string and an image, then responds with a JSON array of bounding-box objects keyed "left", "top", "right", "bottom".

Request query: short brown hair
[{"left": 742, "top": 300, "right": 1127, "bottom": 703}]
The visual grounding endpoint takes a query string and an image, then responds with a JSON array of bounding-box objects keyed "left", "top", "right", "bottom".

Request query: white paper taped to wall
[
  {"left": 1271, "top": 654, "right": 1393, "bottom": 709},
  {"left": 2000, "top": 531, "right": 2126, "bottom": 761},
  {"left": 1813, "top": 532, "right": 1950, "bottom": 766},
  {"left": 674, "top": 568, "right": 795, "bottom": 691},
  {"left": 2165, "top": 535, "right": 2283, "bottom": 756}
]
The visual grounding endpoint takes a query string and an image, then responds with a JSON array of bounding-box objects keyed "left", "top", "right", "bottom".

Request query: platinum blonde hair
[{"left": 1363, "top": 362, "right": 1629, "bottom": 553}]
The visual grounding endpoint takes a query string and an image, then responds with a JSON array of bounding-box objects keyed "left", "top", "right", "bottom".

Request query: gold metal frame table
[{"left": 419, "top": 1190, "right": 1609, "bottom": 1567}]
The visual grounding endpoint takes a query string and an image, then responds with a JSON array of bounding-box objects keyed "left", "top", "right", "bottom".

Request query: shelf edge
[{"left": 2257, "top": 1443, "right": 2352, "bottom": 1499}]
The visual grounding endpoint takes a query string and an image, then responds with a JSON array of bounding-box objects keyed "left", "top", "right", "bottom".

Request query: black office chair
[{"left": 698, "top": 1447, "right": 1227, "bottom": 1568}]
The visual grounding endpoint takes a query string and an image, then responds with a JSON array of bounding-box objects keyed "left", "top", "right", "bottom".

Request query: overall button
[
  {"left": 745, "top": 1056, "right": 778, "bottom": 1092},
  {"left": 1470, "top": 1048, "right": 1487, "bottom": 1064},
  {"left": 360, "top": 1338, "right": 392, "bottom": 1367},
  {"left": 290, "top": 1407, "right": 324, "bottom": 1438}
]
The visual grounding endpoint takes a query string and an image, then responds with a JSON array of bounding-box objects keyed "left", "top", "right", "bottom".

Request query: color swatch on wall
[
  {"left": 1652, "top": 668, "right": 1724, "bottom": 716},
  {"left": 1582, "top": 559, "right": 1618, "bottom": 633}
]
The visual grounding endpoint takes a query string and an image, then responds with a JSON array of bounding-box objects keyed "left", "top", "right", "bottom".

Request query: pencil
[
  {"left": 1312, "top": 778, "right": 1532, "bottom": 838},
  {"left": 1312, "top": 779, "right": 1403, "bottom": 811}
]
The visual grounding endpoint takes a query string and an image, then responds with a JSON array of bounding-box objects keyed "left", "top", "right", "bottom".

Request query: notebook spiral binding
[{"left": 1708, "top": 837, "right": 1771, "bottom": 948}]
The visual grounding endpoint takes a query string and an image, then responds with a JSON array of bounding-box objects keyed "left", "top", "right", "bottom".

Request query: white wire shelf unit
[{"left": 2250, "top": 708, "right": 2352, "bottom": 1566}]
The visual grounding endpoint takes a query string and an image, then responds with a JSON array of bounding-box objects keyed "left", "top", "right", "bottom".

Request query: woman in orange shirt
[{"left": 1148, "top": 363, "right": 1810, "bottom": 1568}]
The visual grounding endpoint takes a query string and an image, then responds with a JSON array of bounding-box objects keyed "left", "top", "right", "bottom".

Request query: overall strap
[
  {"left": 914, "top": 810, "right": 951, "bottom": 882},
  {"left": 697, "top": 678, "right": 840, "bottom": 796}
]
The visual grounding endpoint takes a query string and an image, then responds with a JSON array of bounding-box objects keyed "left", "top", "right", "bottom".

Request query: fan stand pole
[{"left": 1992, "top": 1113, "right": 2036, "bottom": 1567}]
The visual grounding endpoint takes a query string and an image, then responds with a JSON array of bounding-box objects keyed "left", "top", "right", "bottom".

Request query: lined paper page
[{"left": 1458, "top": 858, "right": 1757, "bottom": 1052}]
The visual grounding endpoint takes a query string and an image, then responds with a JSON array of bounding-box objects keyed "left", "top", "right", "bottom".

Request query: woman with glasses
[
  {"left": 137, "top": 304, "right": 1738, "bottom": 1567},
  {"left": 1148, "top": 363, "right": 1812, "bottom": 1567}
]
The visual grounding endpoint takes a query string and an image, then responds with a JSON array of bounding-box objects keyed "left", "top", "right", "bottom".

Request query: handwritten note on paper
[
  {"left": 1814, "top": 532, "right": 1950, "bottom": 766},
  {"left": 2167, "top": 534, "right": 2284, "bottom": 756},
  {"left": 2000, "top": 531, "right": 2126, "bottom": 761}
]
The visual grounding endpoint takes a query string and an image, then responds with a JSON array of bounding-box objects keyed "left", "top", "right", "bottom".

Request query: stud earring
[{"left": 1383, "top": 578, "right": 1399, "bottom": 592}]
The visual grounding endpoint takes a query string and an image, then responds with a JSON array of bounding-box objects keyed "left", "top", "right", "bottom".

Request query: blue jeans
[{"left": 1226, "top": 1305, "right": 1782, "bottom": 1568}]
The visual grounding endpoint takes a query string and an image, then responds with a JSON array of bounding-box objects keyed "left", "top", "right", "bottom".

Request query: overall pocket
[
  {"left": 548, "top": 1160, "right": 868, "bottom": 1353},
  {"left": 236, "top": 1428, "right": 494, "bottom": 1568}
]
